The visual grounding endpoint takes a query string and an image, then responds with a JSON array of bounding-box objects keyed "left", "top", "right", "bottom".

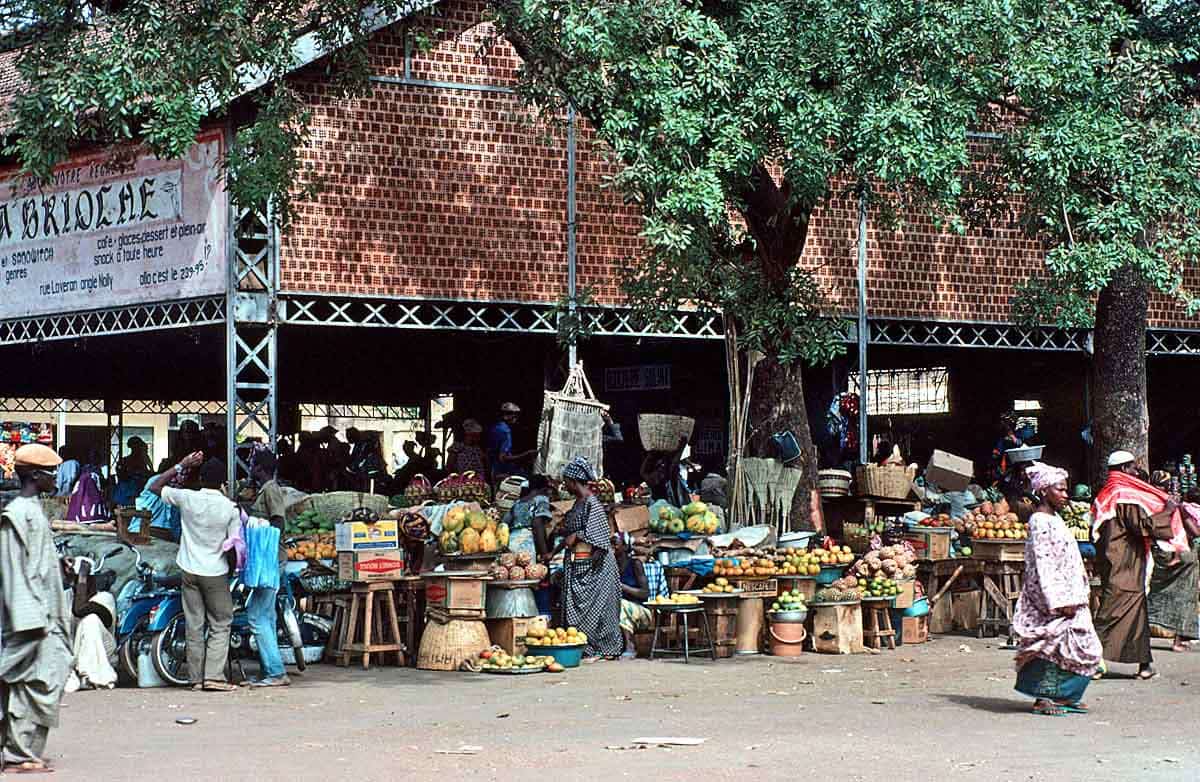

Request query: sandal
[
  {"left": 1055, "top": 701, "right": 1089, "bottom": 714},
  {"left": 202, "top": 680, "right": 238, "bottom": 692},
  {"left": 9, "top": 761, "right": 54, "bottom": 774},
  {"left": 1137, "top": 667, "right": 1158, "bottom": 681},
  {"left": 1032, "top": 700, "right": 1066, "bottom": 716}
]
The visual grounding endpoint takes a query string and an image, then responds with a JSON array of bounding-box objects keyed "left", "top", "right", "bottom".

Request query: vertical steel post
[
  {"left": 857, "top": 189, "right": 869, "bottom": 465},
  {"left": 566, "top": 104, "right": 578, "bottom": 368}
]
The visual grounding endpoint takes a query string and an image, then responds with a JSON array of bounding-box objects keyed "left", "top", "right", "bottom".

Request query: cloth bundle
[{"left": 241, "top": 517, "right": 281, "bottom": 589}]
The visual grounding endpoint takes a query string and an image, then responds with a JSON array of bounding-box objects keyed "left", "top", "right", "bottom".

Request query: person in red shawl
[{"left": 1092, "top": 451, "right": 1200, "bottom": 680}]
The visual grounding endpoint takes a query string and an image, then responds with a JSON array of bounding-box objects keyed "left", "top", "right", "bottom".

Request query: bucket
[
  {"left": 485, "top": 586, "right": 539, "bottom": 619},
  {"left": 772, "top": 431, "right": 802, "bottom": 464},
  {"left": 768, "top": 620, "right": 807, "bottom": 657},
  {"left": 136, "top": 650, "right": 167, "bottom": 688}
]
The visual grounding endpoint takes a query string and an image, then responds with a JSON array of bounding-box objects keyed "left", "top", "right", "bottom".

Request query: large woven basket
[
  {"left": 855, "top": 464, "right": 915, "bottom": 500},
  {"left": 417, "top": 614, "right": 491, "bottom": 671},
  {"left": 305, "top": 491, "right": 390, "bottom": 521},
  {"left": 638, "top": 414, "right": 695, "bottom": 452}
]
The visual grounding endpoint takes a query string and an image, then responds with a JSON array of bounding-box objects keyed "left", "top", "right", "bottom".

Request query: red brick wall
[{"left": 280, "top": 0, "right": 1197, "bottom": 330}]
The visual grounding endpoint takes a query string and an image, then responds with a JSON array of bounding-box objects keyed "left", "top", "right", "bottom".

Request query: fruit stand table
[
  {"left": 820, "top": 495, "right": 922, "bottom": 540},
  {"left": 394, "top": 576, "right": 426, "bottom": 667},
  {"left": 917, "top": 558, "right": 982, "bottom": 634}
]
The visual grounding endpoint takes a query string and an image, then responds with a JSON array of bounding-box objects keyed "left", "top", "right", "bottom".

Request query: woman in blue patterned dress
[{"left": 559, "top": 457, "right": 624, "bottom": 660}]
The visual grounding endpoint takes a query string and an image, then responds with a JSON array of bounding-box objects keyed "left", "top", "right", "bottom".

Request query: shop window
[{"left": 848, "top": 368, "right": 950, "bottom": 416}]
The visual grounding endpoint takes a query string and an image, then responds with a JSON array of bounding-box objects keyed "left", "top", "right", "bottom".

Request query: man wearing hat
[
  {"left": 66, "top": 592, "right": 118, "bottom": 693},
  {"left": 1092, "top": 450, "right": 1199, "bottom": 680},
  {"left": 488, "top": 403, "right": 535, "bottom": 483},
  {"left": 0, "top": 444, "right": 72, "bottom": 773}
]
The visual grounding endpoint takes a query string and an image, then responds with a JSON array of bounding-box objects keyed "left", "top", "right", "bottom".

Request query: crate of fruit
[{"left": 972, "top": 539, "right": 1025, "bottom": 562}]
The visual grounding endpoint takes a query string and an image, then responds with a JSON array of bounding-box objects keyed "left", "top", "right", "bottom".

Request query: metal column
[
  {"left": 566, "top": 104, "right": 578, "bottom": 368},
  {"left": 857, "top": 190, "right": 869, "bottom": 465},
  {"left": 226, "top": 193, "right": 279, "bottom": 488}
]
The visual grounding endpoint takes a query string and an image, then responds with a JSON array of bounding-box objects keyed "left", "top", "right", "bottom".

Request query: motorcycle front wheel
[
  {"left": 281, "top": 608, "right": 306, "bottom": 671},
  {"left": 151, "top": 614, "right": 191, "bottom": 687},
  {"left": 117, "top": 634, "right": 145, "bottom": 684}
]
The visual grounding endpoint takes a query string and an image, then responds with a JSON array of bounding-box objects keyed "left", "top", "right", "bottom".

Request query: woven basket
[
  {"left": 638, "top": 414, "right": 695, "bottom": 452},
  {"left": 417, "top": 615, "right": 491, "bottom": 671},
  {"left": 817, "top": 469, "right": 852, "bottom": 498},
  {"left": 855, "top": 464, "right": 914, "bottom": 500},
  {"left": 306, "top": 491, "right": 390, "bottom": 521}
]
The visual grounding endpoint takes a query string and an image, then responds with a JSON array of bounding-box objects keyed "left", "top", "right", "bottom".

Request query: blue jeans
[{"left": 246, "top": 585, "right": 285, "bottom": 679}]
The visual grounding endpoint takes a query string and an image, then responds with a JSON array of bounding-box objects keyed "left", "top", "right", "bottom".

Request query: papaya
[
  {"left": 497, "top": 523, "right": 510, "bottom": 548},
  {"left": 460, "top": 527, "right": 481, "bottom": 554},
  {"left": 682, "top": 501, "right": 708, "bottom": 517},
  {"left": 480, "top": 528, "right": 499, "bottom": 553},
  {"left": 468, "top": 512, "right": 488, "bottom": 532},
  {"left": 486, "top": 519, "right": 498, "bottom": 535},
  {"left": 439, "top": 530, "right": 459, "bottom": 554},
  {"left": 444, "top": 508, "right": 466, "bottom": 533}
]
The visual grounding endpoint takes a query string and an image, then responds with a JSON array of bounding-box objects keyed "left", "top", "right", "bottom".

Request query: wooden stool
[
  {"left": 979, "top": 562, "right": 1023, "bottom": 644},
  {"left": 862, "top": 599, "right": 896, "bottom": 650},
  {"left": 333, "top": 583, "right": 404, "bottom": 669},
  {"left": 323, "top": 594, "right": 350, "bottom": 664}
]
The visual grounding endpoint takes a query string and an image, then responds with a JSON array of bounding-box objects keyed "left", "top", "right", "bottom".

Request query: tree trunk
[
  {"left": 1090, "top": 264, "right": 1149, "bottom": 487},
  {"left": 746, "top": 357, "right": 819, "bottom": 530}
]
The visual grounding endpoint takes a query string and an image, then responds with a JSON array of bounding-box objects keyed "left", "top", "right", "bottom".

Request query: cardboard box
[
  {"left": 335, "top": 519, "right": 399, "bottom": 552},
  {"left": 900, "top": 615, "right": 929, "bottom": 644},
  {"left": 612, "top": 504, "right": 650, "bottom": 534},
  {"left": 925, "top": 450, "right": 975, "bottom": 492},
  {"left": 485, "top": 617, "right": 533, "bottom": 655},
  {"left": 903, "top": 529, "right": 951, "bottom": 561},
  {"left": 422, "top": 574, "right": 487, "bottom": 614},
  {"left": 337, "top": 550, "right": 405, "bottom": 582}
]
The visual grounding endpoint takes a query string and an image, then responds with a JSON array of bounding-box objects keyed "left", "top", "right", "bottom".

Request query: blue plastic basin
[{"left": 537, "top": 644, "right": 585, "bottom": 668}]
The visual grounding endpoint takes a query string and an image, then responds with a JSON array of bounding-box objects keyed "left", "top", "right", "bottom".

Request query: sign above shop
[
  {"left": 604, "top": 364, "right": 671, "bottom": 393},
  {"left": 0, "top": 130, "right": 228, "bottom": 320}
]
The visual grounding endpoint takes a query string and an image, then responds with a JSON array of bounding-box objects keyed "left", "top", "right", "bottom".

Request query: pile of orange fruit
[{"left": 713, "top": 557, "right": 777, "bottom": 578}]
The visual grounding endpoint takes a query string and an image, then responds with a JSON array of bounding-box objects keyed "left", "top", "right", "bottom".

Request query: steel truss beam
[
  {"left": 0, "top": 398, "right": 226, "bottom": 416},
  {"left": 280, "top": 294, "right": 722, "bottom": 339},
  {"left": 868, "top": 319, "right": 1087, "bottom": 352},
  {"left": 298, "top": 403, "right": 422, "bottom": 421},
  {"left": 227, "top": 199, "right": 278, "bottom": 484},
  {"left": 0, "top": 297, "right": 225, "bottom": 346}
]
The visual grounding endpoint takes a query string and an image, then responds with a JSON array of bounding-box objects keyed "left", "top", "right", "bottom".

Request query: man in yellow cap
[{"left": 0, "top": 444, "right": 71, "bottom": 773}]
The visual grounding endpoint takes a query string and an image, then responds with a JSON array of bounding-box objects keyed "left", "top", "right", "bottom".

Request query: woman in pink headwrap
[{"left": 1012, "top": 462, "right": 1103, "bottom": 716}]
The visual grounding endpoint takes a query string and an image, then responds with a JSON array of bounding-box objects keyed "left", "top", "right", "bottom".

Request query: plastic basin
[
  {"left": 535, "top": 643, "right": 585, "bottom": 668},
  {"left": 815, "top": 565, "right": 846, "bottom": 585},
  {"left": 902, "top": 597, "right": 930, "bottom": 617}
]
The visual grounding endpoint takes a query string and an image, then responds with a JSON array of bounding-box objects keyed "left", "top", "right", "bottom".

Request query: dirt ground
[{"left": 41, "top": 636, "right": 1200, "bottom": 781}]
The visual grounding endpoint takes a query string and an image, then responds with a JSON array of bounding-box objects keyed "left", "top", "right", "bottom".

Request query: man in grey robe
[{"left": 0, "top": 444, "right": 72, "bottom": 773}]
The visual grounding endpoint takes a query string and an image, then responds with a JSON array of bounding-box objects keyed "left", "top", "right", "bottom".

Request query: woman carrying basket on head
[{"left": 554, "top": 457, "right": 624, "bottom": 661}]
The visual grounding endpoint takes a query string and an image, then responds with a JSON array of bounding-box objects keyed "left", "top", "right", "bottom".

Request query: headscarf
[
  {"left": 561, "top": 456, "right": 597, "bottom": 483},
  {"left": 1026, "top": 461, "right": 1067, "bottom": 494}
]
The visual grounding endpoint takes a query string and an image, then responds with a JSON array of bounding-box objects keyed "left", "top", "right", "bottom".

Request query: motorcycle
[
  {"left": 112, "top": 544, "right": 184, "bottom": 682},
  {"left": 58, "top": 541, "right": 123, "bottom": 615},
  {"left": 151, "top": 570, "right": 329, "bottom": 687}
]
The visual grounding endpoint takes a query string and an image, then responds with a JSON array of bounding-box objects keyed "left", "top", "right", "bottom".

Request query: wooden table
[
  {"left": 394, "top": 576, "right": 426, "bottom": 668},
  {"left": 917, "top": 558, "right": 983, "bottom": 634},
  {"left": 978, "top": 561, "right": 1023, "bottom": 643}
]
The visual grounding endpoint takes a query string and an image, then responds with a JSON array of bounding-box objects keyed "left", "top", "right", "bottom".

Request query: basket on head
[{"left": 638, "top": 414, "right": 695, "bottom": 452}]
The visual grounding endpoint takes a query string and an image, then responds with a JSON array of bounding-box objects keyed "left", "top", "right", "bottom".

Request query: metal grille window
[{"left": 848, "top": 368, "right": 950, "bottom": 416}]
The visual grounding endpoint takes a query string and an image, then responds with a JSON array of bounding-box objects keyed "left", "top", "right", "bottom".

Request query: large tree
[{"left": 1006, "top": 1, "right": 1200, "bottom": 481}]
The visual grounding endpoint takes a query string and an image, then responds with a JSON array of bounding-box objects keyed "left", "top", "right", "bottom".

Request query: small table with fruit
[{"left": 646, "top": 594, "right": 716, "bottom": 663}]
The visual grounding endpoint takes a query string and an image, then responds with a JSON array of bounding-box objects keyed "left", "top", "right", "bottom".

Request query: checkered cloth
[{"left": 643, "top": 560, "right": 669, "bottom": 600}]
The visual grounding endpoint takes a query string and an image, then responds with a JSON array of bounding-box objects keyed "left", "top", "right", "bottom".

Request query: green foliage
[
  {"left": 490, "top": 0, "right": 1022, "bottom": 365},
  {"left": 999, "top": 1, "right": 1200, "bottom": 326},
  {"left": 2, "top": 0, "right": 422, "bottom": 227}
]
